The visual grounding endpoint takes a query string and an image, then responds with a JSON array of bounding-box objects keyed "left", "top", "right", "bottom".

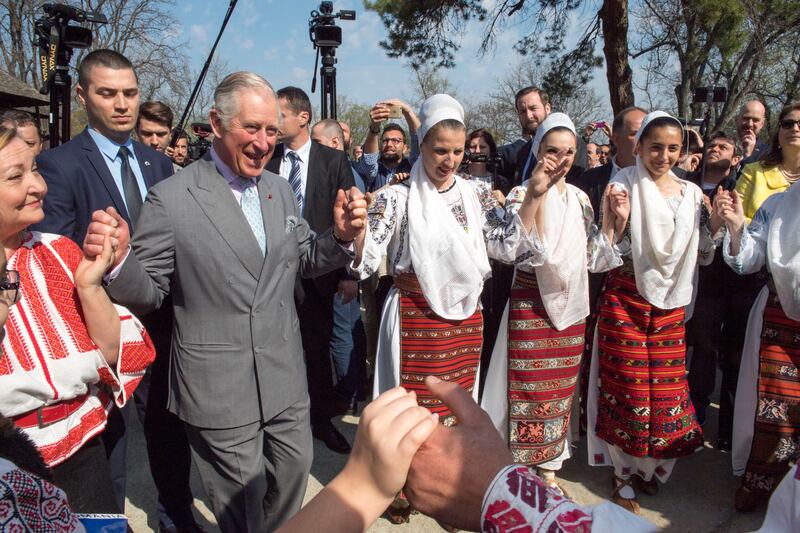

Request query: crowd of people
[{"left": 0, "top": 46, "right": 798, "bottom": 533}]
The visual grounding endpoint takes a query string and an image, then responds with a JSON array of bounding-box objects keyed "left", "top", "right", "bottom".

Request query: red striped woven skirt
[
  {"left": 395, "top": 273, "right": 483, "bottom": 426},
  {"left": 595, "top": 267, "right": 703, "bottom": 459},
  {"left": 507, "top": 270, "right": 585, "bottom": 465},
  {"left": 743, "top": 288, "right": 800, "bottom": 497}
]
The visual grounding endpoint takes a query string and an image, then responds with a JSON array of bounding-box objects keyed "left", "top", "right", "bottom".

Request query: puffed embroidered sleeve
[
  {"left": 482, "top": 183, "right": 546, "bottom": 267},
  {"left": 578, "top": 189, "right": 622, "bottom": 273},
  {"left": 481, "top": 465, "right": 658, "bottom": 533},
  {"left": 724, "top": 198, "right": 771, "bottom": 275},
  {"left": 351, "top": 186, "right": 398, "bottom": 279}
]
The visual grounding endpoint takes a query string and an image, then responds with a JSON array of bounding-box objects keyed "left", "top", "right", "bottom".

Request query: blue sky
[{"left": 177, "top": 0, "right": 646, "bottom": 115}]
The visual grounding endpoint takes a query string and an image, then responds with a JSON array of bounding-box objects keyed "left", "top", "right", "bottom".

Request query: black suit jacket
[
  {"left": 33, "top": 128, "right": 174, "bottom": 243},
  {"left": 267, "top": 140, "right": 355, "bottom": 296},
  {"left": 497, "top": 139, "right": 527, "bottom": 182},
  {"left": 571, "top": 163, "right": 614, "bottom": 223}
]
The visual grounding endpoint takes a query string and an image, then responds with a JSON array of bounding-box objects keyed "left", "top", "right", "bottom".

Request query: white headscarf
[
  {"left": 407, "top": 94, "right": 491, "bottom": 319},
  {"left": 768, "top": 181, "right": 800, "bottom": 320},
  {"left": 612, "top": 110, "right": 702, "bottom": 309},
  {"left": 524, "top": 113, "right": 590, "bottom": 330},
  {"left": 416, "top": 94, "right": 465, "bottom": 146}
]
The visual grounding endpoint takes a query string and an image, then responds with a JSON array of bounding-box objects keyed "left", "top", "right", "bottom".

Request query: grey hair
[{"left": 212, "top": 71, "right": 277, "bottom": 127}]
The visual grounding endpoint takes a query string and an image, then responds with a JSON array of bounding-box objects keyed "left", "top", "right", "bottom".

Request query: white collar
[{"left": 284, "top": 137, "right": 312, "bottom": 163}]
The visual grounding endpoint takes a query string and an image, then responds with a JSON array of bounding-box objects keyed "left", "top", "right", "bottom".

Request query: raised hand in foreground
[
  {"left": 405, "top": 376, "right": 513, "bottom": 531},
  {"left": 276, "top": 387, "right": 438, "bottom": 532}
]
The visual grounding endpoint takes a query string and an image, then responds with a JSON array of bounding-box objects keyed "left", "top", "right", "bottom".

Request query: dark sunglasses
[{"left": 779, "top": 119, "right": 800, "bottom": 130}]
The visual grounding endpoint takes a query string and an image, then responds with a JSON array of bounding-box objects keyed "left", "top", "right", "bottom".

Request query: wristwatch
[{"left": 369, "top": 124, "right": 381, "bottom": 135}]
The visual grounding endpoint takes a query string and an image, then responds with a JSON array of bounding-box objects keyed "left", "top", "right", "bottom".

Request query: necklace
[
  {"left": 780, "top": 166, "right": 800, "bottom": 183},
  {"left": 438, "top": 180, "right": 457, "bottom": 193}
]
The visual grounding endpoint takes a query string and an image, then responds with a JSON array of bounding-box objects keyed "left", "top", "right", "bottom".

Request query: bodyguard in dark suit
[
  {"left": 84, "top": 72, "right": 368, "bottom": 532},
  {"left": 32, "top": 50, "right": 200, "bottom": 532},
  {"left": 267, "top": 87, "right": 355, "bottom": 454}
]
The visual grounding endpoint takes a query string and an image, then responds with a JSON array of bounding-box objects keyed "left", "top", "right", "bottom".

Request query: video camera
[
  {"left": 34, "top": 3, "right": 107, "bottom": 147},
  {"left": 308, "top": 2, "right": 355, "bottom": 119},
  {"left": 464, "top": 151, "right": 504, "bottom": 167},
  {"left": 188, "top": 123, "right": 213, "bottom": 162},
  {"left": 35, "top": 3, "right": 107, "bottom": 94},
  {"left": 309, "top": 1, "right": 355, "bottom": 48}
]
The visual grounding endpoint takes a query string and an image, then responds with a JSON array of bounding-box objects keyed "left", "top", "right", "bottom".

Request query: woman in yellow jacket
[{"left": 736, "top": 102, "right": 800, "bottom": 221}]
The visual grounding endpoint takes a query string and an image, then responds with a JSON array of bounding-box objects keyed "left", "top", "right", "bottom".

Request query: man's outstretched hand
[
  {"left": 405, "top": 376, "right": 512, "bottom": 531},
  {"left": 83, "top": 207, "right": 130, "bottom": 269}
]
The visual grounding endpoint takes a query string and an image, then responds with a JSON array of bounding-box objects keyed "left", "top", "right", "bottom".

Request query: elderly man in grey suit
[{"left": 82, "top": 71, "right": 368, "bottom": 532}]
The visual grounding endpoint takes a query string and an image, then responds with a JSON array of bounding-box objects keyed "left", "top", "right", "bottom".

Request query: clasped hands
[
  {"left": 79, "top": 186, "right": 368, "bottom": 270},
  {"left": 333, "top": 187, "right": 369, "bottom": 243},
  {"left": 329, "top": 377, "right": 512, "bottom": 532},
  {"left": 712, "top": 187, "right": 745, "bottom": 234},
  {"left": 75, "top": 207, "right": 128, "bottom": 289},
  {"left": 601, "top": 184, "right": 630, "bottom": 241}
]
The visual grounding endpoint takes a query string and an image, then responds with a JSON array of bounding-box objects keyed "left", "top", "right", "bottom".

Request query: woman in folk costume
[
  {"left": 585, "top": 111, "right": 718, "bottom": 513},
  {"left": 0, "top": 125, "right": 155, "bottom": 514},
  {"left": 716, "top": 170, "right": 800, "bottom": 512},
  {"left": 351, "top": 94, "right": 545, "bottom": 522},
  {"left": 481, "top": 113, "right": 625, "bottom": 496}
]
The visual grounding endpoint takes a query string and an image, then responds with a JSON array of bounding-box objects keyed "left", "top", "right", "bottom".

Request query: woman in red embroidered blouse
[{"left": 0, "top": 125, "right": 155, "bottom": 513}]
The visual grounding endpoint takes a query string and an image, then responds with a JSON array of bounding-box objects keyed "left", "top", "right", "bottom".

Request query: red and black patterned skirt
[
  {"left": 395, "top": 273, "right": 483, "bottom": 426},
  {"left": 743, "top": 288, "right": 800, "bottom": 497},
  {"left": 506, "top": 270, "right": 585, "bottom": 465},
  {"left": 594, "top": 267, "right": 703, "bottom": 459}
]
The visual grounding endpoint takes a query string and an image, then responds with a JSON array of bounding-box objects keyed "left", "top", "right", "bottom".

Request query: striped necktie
[
  {"left": 286, "top": 150, "right": 304, "bottom": 211},
  {"left": 237, "top": 177, "right": 266, "bottom": 255}
]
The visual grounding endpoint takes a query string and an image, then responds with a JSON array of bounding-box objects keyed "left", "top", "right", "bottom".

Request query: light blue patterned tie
[
  {"left": 286, "top": 151, "right": 304, "bottom": 211},
  {"left": 238, "top": 177, "right": 266, "bottom": 255}
]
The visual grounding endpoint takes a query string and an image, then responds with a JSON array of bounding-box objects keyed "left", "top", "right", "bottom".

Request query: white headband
[
  {"left": 417, "top": 94, "right": 465, "bottom": 146},
  {"left": 635, "top": 110, "right": 684, "bottom": 144},
  {"left": 531, "top": 112, "right": 577, "bottom": 158}
]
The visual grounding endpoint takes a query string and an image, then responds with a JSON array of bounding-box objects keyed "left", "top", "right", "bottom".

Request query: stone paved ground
[{"left": 126, "top": 401, "right": 768, "bottom": 532}]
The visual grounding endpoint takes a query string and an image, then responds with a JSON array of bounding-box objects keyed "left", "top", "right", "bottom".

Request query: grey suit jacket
[{"left": 106, "top": 153, "right": 352, "bottom": 428}]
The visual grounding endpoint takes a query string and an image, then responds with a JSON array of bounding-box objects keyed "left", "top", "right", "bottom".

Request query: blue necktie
[
  {"left": 238, "top": 178, "right": 266, "bottom": 255},
  {"left": 286, "top": 151, "right": 304, "bottom": 211}
]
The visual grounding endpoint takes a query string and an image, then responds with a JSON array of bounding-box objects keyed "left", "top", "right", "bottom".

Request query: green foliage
[
  {"left": 364, "top": 0, "right": 604, "bottom": 110},
  {"left": 363, "top": 0, "right": 487, "bottom": 68},
  {"left": 331, "top": 96, "right": 373, "bottom": 146}
]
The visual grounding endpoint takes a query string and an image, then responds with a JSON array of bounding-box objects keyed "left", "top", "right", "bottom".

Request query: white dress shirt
[{"left": 278, "top": 138, "right": 312, "bottom": 199}]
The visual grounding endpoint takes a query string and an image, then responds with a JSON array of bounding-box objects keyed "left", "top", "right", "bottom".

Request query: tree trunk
[{"left": 599, "top": 0, "right": 634, "bottom": 115}]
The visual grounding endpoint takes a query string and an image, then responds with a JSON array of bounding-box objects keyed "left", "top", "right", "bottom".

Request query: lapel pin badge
[{"left": 144, "top": 161, "right": 151, "bottom": 166}]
